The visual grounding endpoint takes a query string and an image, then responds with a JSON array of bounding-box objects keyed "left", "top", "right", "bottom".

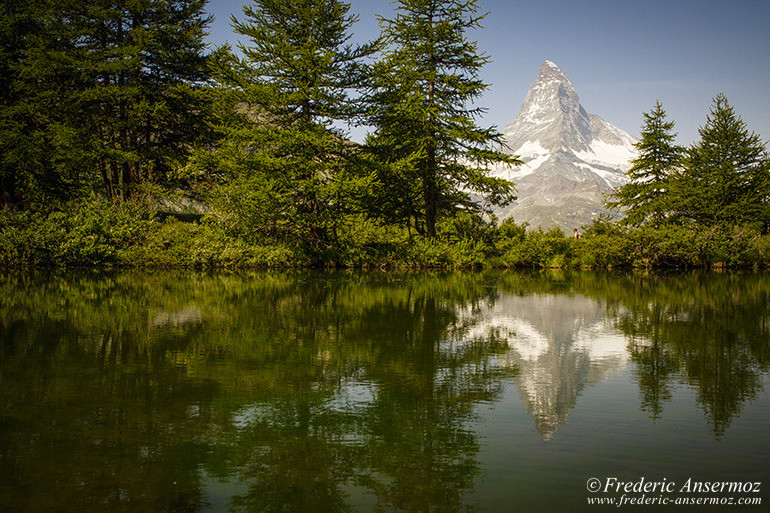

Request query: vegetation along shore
[{"left": 1, "top": 0, "right": 768, "bottom": 270}]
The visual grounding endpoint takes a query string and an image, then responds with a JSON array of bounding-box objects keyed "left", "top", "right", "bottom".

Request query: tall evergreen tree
[
  {"left": 675, "top": 94, "right": 770, "bottom": 230},
  {"left": 608, "top": 101, "right": 683, "bottom": 227},
  {"left": 0, "top": 0, "right": 72, "bottom": 200},
  {"left": 1, "top": 0, "right": 214, "bottom": 202},
  {"left": 205, "top": 0, "right": 377, "bottom": 257},
  {"left": 366, "top": 0, "right": 519, "bottom": 238}
]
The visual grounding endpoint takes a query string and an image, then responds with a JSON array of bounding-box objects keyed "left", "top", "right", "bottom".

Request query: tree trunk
[
  {"left": 424, "top": 143, "right": 437, "bottom": 238},
  {"left": 425, "top": 13, "right": 437, "bottom": 239}
]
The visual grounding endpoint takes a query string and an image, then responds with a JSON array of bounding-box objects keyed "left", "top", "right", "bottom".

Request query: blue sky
[{"left": 204, "top": 0, "right": 770, "bottom": 146}]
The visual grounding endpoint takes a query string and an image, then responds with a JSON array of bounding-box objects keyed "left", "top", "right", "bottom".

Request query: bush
[
  {"left": 3, "top": 195, "right": 769, "bottom": 270},
  {"left": 393, "top": 237, "right": 454, "bottom": 268},
  {"left": 752, "top": 234, "right": 770, "bottom": 267},
  {"left": 627, "top": 224, "right": 764, "bottom": 269},
  {"left": 576, "top": 225, "right": 634, "bottom": 268},
  {"left": 0, "top": 197, "right": 301, "bottom": 269},
  {"left": 502, "top": 227, "right": 573, "bottom": 268},
  {"left": 443, "top": 211, "right": 497, "bottom": 246},
  {"left": 332, "top": 216, "right": 399, "bottom": 268},
  {"left": 494, "top": 218, "right": 527, "bottom": 254},
  {"left": 133, "top": 217, "right": 299, "bottom": 268},
  {"left": 0, "top": 197, "right": 156, "bottom": 267}
]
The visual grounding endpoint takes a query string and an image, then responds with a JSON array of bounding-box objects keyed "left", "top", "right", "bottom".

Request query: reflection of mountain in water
[{"left": 467, "top": 294, "right": 628, "bottom": 439}]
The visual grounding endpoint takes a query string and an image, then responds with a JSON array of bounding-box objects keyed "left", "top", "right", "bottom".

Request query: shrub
[
  {"left": 502, "top": 227, "right": 572, "bottom": 268},
  {"left": 575, "top": 230, "right": 634, "bottom": 268},
  {"left": 0, "top": 197, "right": 156, "bottom": 267},
  {"left": 494, "top": 218, "right": 527, "bottom": 254}
]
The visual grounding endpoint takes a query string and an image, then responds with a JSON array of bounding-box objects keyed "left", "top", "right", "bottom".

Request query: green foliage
[
  {"left": 138, "top": 218, "right": 298, "bottom": 268},
  {"left": 365, "top": 0, "right": 520, "bottom": 238},
  {"left": 674, "top": 94, "right": 770, "bottom": 230},
  {"left": 0, "top": 196, "right": 156, "bottom": 266},
  {"left": 501, "top": 227, "right": 573, "bottom": 268},
  {"left": 601, "top": 94, "right": 770, "bottom": 269},
  {"left": 0, "top": 196, "right": 299, "bottom": 268},
  {"left": 628, "top": 224, "right": 701, "bottom": 268},
  {"left": 387, "top": 237, "right": 483, "bottom": 269},
  {"left": 753, "top": 235, "right": 770, "bottom": 264},
  {"left": 2, "top": 2, "right": 770, "bottom": 272},
  {"left": 443, "top": 211, "right": 497, "bottom": 246},
  {"left": 191, "top": 0, "right": 378, "bottom": 264},
  {"left": 695, "top": 225, "right": 764, "bottom": 268},
  {"left": 493, "top": 218, "right": 527, "bottom": 254},
  {"left": 3, "top": 197, "right": 770, "bottom": 271},
  {"left": 322, "top": 215, "right": 399, "bottom": 268},
  {"left": 611, "top": 94, "right": 770, "bottom": 242},
  {"left": 608, "top": 101, "right": 683, "bottom": 227},
  {"left": 1, "top": 0, "right": 215, "bottom": 202},
  {"left": 575, "top": 216, "right": 634, "bottom": 268},
  {"left": 618, "top": 223, "right": 766, "bottom": 269},
  {"left": 0, "top": 0, "right": 70, "bottom": 200}
]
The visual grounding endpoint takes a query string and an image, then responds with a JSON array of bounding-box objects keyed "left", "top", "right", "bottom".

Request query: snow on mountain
[
  {"left": 491, "top": 61, "right": 637, "bottom": 231},
  {"left": 461, "top": 292, "right": 629, "bottom": 439}
]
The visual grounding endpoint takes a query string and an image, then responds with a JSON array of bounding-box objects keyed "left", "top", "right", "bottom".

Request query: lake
[{"left": 1, "top": 270, "right": 768, "bottom": 512}]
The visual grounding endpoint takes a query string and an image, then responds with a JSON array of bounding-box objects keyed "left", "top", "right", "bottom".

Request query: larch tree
[
  {"left": 365, "top": 0, "right": 519, "bottom": 238},
  {"left": 676, "top": 94, "right": 770, "bottom": 230},
  {"left": 207, "top": 0, "right": 378, "bottom": 258},
  {"left": 1, "top": 0, "right": 214, "bottom": 202},
  {"left": 608, "top": 101, "right": 683, "bottom": 227},
  {"left": 0, "top": 0, "right": 75, "bottom": 200}
]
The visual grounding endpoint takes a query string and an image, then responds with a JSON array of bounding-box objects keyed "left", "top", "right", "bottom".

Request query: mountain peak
[
  {"left": 492, "top": 62, "right": 638, "bottom": 232},
  {"left": 503, "top": 61, "right": 587, "bottom": 152},
  {"left": 538, "top": 60, "right": 567, "bottom": 82}
]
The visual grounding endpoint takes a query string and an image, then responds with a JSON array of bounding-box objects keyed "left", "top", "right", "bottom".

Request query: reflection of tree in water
[
  {"left": 490, "top": 271, "right": 770, "bottom": 440},
  {"left": 0, "top": 332, "right": 217, "bottom": 512},
  {"left": 212, "top": 276, "right": 515, "bottom": 513},
  {"left": 217, "top": 398, "right": 359, "bottom": 513},
  {"left": 354, "top": 294, "right": 512, "bottom": 512},
  {"left": 3, "top": 269, "right": 769, "bottom": 513},
  {"left": 622, "top": 302, "right": 680, "bottom": 421},
  {"left": 0, "top": 271, "right": 515, "bottom": 513},
  {"left": 610, "top": 273, "right": 770, "bottom": 438}
]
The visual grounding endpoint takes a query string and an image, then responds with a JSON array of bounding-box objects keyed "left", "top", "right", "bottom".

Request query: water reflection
[
  {"left": 469, "top": 293, "right": 628, "bottom": 439},
  {"left": 0, "top": 272, "right": 516, "bottom": 513},
  {"left": 0, "top": 270, "right": 768, "bottom": 512},
  {"left": 612, "top": 272, "right": 770, "bottom": 438}
]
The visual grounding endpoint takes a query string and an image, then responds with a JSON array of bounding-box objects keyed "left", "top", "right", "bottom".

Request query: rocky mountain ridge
[{"left": 490, "top": 61, "right": 637, "bottom": 231}]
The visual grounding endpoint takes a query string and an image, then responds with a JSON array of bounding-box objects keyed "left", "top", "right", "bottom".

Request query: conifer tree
[
  {"left": 366, "top": 0, "right": 519, "bottom": 238},
  {"left": 78, "top": 0, "right": 213, "bottom": 199},
  {"left": 608, "top": 101, "right": 683, "bottom": 227},
  {"left": 0, "top": 0, "right": 72, "bottom": 200},
  {"left": 676, "top": 94, "right": 770, "bottom": 230},
  {"left": 206, "top": 0, "right": 377, "bottom": 257},
  {"left": 1, "top": 0, "right": 214, "bottom": 202}
]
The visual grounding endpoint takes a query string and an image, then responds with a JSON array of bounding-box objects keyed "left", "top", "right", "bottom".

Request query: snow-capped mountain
[
  {"left": 492, "top": 61, "right": 637, "bottom": 231},
  {"left": 462, "top": 293, "right": 629, "bottom": 439}
]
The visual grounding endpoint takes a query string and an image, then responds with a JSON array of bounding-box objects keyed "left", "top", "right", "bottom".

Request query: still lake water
[{"left": 1, "top": 270, "right": 769, "bottom": 512}]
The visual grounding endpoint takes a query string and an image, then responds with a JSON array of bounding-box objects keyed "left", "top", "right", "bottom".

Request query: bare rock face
[{"left": 491, "top": 61, "right": 637, "bottom": 232}]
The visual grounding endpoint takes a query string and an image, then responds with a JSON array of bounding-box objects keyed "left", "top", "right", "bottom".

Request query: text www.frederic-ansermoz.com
[{"left": 586, "top": 477, "right": 763, "bottom": 508}]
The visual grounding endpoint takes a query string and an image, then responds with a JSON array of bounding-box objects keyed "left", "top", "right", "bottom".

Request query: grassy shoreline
[{"left": 2, "top": 199, "right": 770, "bottom": 271}]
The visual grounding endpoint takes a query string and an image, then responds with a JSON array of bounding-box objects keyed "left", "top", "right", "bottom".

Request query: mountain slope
[{"left": 491, "top": 61, "right": 636, "bottom": 231}]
